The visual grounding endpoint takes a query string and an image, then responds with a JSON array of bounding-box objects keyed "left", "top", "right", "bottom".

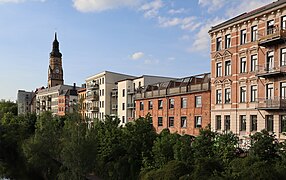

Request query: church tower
[{"left": 48, "top": 33, "right": 64, "bottom": 88}]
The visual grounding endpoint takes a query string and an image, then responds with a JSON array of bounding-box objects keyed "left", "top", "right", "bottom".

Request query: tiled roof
[{"left": 209, "top": 0, "right": 286, "bottom": 32}]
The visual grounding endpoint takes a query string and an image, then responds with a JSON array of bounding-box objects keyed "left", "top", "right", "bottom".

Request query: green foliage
[
  {"left": 141, "top": 160, "right": 189, "bottom": 180},
  {"left": 249, "top": 129, "right": 280, "bottom": 161},
  {"left": 152, "top": 129, "right": 180, "bottom": 168}
]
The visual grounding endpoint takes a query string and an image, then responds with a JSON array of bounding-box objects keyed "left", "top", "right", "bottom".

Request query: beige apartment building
[
  {"left": 85, "top": 71, "right": 135, "bottom": 122},
  {"left": 209, "top": 0, "right": 286, "bottom": 141},
  {"left": 115, "top": 75, "right": 175, "bottom": 125}
]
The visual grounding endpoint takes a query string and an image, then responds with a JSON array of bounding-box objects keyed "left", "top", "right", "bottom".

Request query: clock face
[{"left": 55, "top": 67, "right": 59, "bottom": 74}]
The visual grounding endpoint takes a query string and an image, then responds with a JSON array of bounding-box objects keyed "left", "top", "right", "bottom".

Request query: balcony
[
  {"left": 127, "top": 89, "right": 135, "bottom": 95},
  {"left": 90, "top": 106, "right": 99, "bottom": 112},
  {"left": 111, "top": 91, "right": 118, "bottom": 97},
  {"left": 86, "top": 94, "right": 99, "bottom": 101},
  {"left": 258, "top": 27, "right": 286, "bottom": 47},
  {"left": 256, "top": 65, "right": 286, "bottom": 78},
  {"left": 112, "top": 104, "right": 118, "bottom": 110},
  {"left": 127, "top": 103, "right": 135, "bottom": 109},
  {"left": 256, "top": 97, "right": 286, "bottom": 110}
]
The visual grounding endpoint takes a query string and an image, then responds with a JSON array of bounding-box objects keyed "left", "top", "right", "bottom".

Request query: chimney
[{"left": 73, "top": 83, "right": 76, "bottom": 90}]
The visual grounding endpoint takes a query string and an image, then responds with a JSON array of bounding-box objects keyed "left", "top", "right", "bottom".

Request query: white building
[
  {"left": 116, "top": 75, "right": 175, "bottom": 125},
  {"left": 85, "top": 71, "right": 136, "bottom": 121},
  {"left": 17, "top": 90, "right": 34, "bottom": 115}
]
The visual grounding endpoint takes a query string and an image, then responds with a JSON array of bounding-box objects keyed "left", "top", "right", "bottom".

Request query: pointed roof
[{"left": 50, "top": 32, "right": 62, "bottom": 58}]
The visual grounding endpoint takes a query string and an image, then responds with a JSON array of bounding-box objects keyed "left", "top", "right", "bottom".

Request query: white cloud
[
  {"left": 131, "top": 52, "right": 144, "bottom": 60},
  {"left": 198, "top": 0, "right": 225, "bottom": 12},
  {"left": 73, "top": 0, "right": 141, "bottom": 13},
  {"left": 140, "top": 0, "right": 163, "bottom": 18},
  {"left": 144, "top": 58, "right": 159, "bottom": 64},
  {"left": 225, "top": 0, "right": 274, "bottom": 17},
  {"left": 0, "top": 0, "right": 45, "bottom": 3},
  {"left": 198, "top": 0, "right": 273, "bottom": 16},
  {"left": 180, "top": 35, "right": 191, "bottom": 41},
  {"left": 189, "top": 17, "right": 225, "bottom": 52},
  {"left": 168, "top": 8, "right": 186, "bottom": 15},
  {"left": 158, "top": 16, "right": 201, "bottom": 31}
]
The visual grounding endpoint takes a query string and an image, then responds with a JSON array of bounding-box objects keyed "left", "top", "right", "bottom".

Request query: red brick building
[
  {"left": 58, "top": 88, "right": 78, "bottom": 116},
  {"left": 135, "top": 73, "right": 211, "bottom": 136},
  {"left": 209, "top": 0, "right": 286, "bottom": 141}
]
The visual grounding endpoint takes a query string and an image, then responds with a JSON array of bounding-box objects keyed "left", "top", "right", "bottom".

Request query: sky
[{"left": 0, "top": 0, "right": 275, "bottom": 101}]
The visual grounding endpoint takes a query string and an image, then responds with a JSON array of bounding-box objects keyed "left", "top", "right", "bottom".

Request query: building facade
[
  {"left": 116, "top": 75, "right": 175, "bottom": 125},
  {"left": 135, "top": 73, "right": 211, "bottom": 136},
  {"left": 17, "top": 90, "right": 34, "bottom": 115},
  {"left": 78, "top": 87, "right": 87, "bottom": 120},
  {"left": 85, "top": 71, "right": 136, "bottom": 121},
  {"left": 209, "top": 0, "right": 286, "bottom": 140}
]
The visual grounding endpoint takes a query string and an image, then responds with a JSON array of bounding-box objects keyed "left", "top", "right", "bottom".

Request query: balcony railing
[
  {"left": 90, "top": 106, "right": 99, "bottom": 112},
  {"left": 256, "top": 97, "right": 286, "bottom": 110},
  {"left": 258, "top": 27, "right": 286, "bottom": 47},
  {"left": 87, "top": 83, "right": 99, "bottom": 90},
  {"left": 127, "top": 89, "right": 135, "bottom": 95},
  {"left": 86, "top": 94, "right": 99, "bottom": 101},
  {"left": 127, "top": 103, "right": 135, "bottom": 109},
  {"left": 111, "top": 91, "right": 118, "bottom": 97},
  {"left": 256, "top": 65, "right": 286, "bottom": 77}
]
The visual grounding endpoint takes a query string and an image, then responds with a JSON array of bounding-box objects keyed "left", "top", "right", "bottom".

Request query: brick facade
[{"left": 209, "top": 0, "right": 286, "bottom": 141}]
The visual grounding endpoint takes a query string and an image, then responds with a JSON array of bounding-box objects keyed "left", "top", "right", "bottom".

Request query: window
[
  {"left": 225, "top": 60, "right": 231, "bottom": 76},
  {"left": 281, "top": 82, "right": 286, "bottom": 99},
  {"left": 195, "top": 116, "right": 202, "bottom": 128},
  {"left": 181, "top": 97, "right": 187, "bottom": 108},
  {"left": 148, "top": 101, "right": 153, "bottom": 110},
  {"left": 266, "top": 83, "right": 274, "bottom": 99},
  {"left": 102, "top": 101, "right": 104, "bottom": 108},
  {"left": 169, "top": 99, "right": 175, "bottom": 109},
  {"left": 122, "top": 103, "right": 125, "bottom": 110},
  {"left": 240, "top": 87, "right": 246, "bottom": 103},
  {"left": 158, "top": 100, "right": 163, "bottom": 109},
  {"left": 250, "top": 55, "right": 257, "bottom": 71},
  {"left": 122, "top": 116, "right": 125, "bottom": 123},
  {"left": 140, "top": 102, "right": 144, "bottom": 110},
  {"left": 102, "top": 89, "right": 104, "bottom": 96},
  {"left": 267, "top": 20, "right": 275, "bottom": 35},
  {"left": 169, "top": 117, "right": 174, "bottom": 127},
  {"left": 241, "top": 29, "right": 246, "bottom": 44},
  {"left": 280, "top": 115, "right": 286, "bottom": 132},
  {"left": 240, "top": 115, "right": 246, "bottom": 131},
  {"left": 195, "top": 96, "right": 202, "bottom": 107},
  {"left": 122, "top": 89, "right": 125, "bottom": 97},
  {"left": 225, "top": 115, "right": 230, "bottom": 131},
  {"left": 216, "top": 89, "right": 222, "bottom": 104},
  {"left": 99, "top": 90, "right": 101, "bottom": 96},
  {"left": 281, "top": 48, "right": 286, "bottom": 66},
  {"left": 250, "top": 85, "right": 257, "bottom": 102},
  {"left": 225, "top": 34, "right": 231, "bottom": 48},
  {"left": 251, "top": 25, "right": 258, "bottom": 41},
  {"left": 250, "top": 115, "right": 257, "bottom": 132},
  {"left": 266, "top": 51, "right": 274, "bottom": 71},
  {"left": 225, "top": 88, "right": 231, "bottom": 104},
  {"left": 102, "top": 78, "right": 104, "bottom": 84},
  {"left": 216, "top": 62, "right": 222, "bottom": 77},
  {"left": 216, "top": 115, "right": 221, "bottom": 130},
  {"left": 158, "top": 117, "right": 163, "bottom": 126},
  {"left": 240, "top": 57, "right": 247, "bottom": 73},
  {"left": 139, "top": 82, "right": 141, "bottom": 88},
  {"left": 216, "top": 37, "right": 222, "bottom": 51},
  {"left": 282, "top": 16, "right": 286, "bottom": 30},
  {"left": 266, "top": 115, "right": 274, "bottom": 132},
  {"left": 181, "top": 117, "right": 187, "bottom": 128}
]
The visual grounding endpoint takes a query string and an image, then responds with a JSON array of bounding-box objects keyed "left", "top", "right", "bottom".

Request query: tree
[{"left": 22, "top": 111, "right": 63, "bottom": 179}]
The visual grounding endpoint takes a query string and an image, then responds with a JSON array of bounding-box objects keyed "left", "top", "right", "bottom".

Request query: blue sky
[{"left": 0, "top": 0, "right": 274, "bottom": 100}]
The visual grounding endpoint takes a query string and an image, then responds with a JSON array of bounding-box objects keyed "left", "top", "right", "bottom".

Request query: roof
[
  {"left": 86, "top": 70, "right": 136, "bottom": 81},
  {"left": 209, "top": 0, "right": 286, "bottom": 33}
]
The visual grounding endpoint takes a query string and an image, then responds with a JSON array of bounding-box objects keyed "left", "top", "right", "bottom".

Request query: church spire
[{"left": 50, "top": 32, "right": 62, "bottom": 58}]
